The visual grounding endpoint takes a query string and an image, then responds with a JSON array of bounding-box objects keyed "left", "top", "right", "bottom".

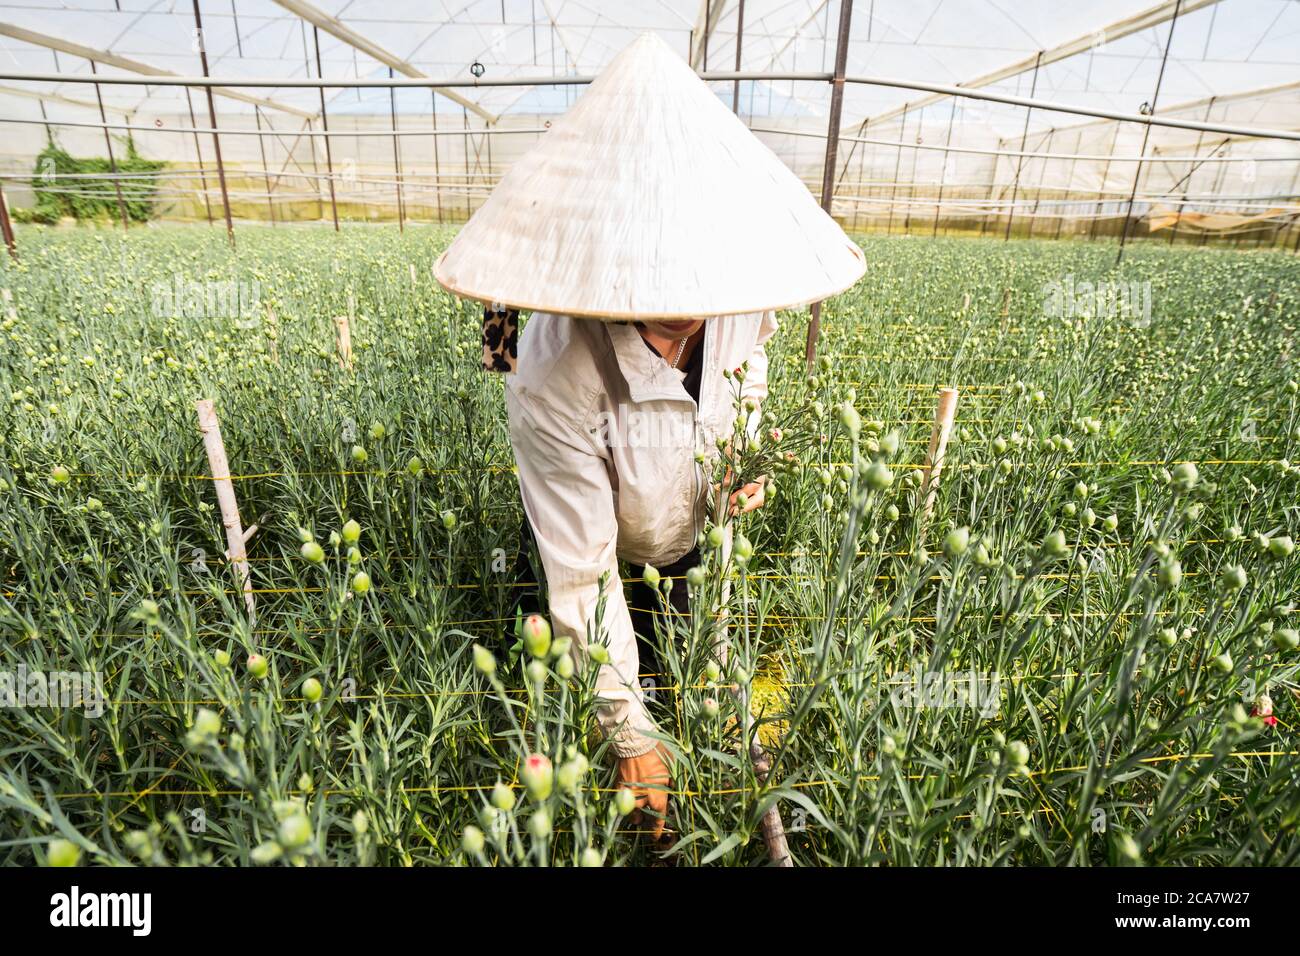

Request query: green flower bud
[
  {"left": 473, "top": 643, "right": 497, "bottom": 675},
  {"left": 943, "top": 527, "right": 970, "bottom": 559},
  {"left": 1041, "top": 529, "right": 1069, "bottom": 559},
  {"left": 1220, "top": 565, "right": 1247, "bottom": 592},
  {"left": 302, "top": 677, "right": 323, "bottom": 703},
  {"left": 614, "top": 788, "right": 637, "bottom": 816},
  {"left": 246, "top": 653, "right": 269, "bottom": 679},
  {"left": 491, "top": 782, "right": 516, "bottom": 811},
  {"left": 46, "top": 838, "right": 80, "bottom": 867},
  {"left": 461, "top": 825, "right": 485, "bottom": 855},
  {"left": 522, "top": 614, "right": 552, "bottom": 658}
]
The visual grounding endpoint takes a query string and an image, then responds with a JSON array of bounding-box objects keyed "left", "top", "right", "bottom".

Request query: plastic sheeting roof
[{"left": 0, "top": 0, "right": 1295, "bottom": 134}]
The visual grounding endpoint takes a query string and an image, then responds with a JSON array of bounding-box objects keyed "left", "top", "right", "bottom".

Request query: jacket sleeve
[
  {"left": 504, "top": 387, "right": 659, "bottom": 758},
  {"left": 740, "top": 310, "right": 779, "bottom": 439}
]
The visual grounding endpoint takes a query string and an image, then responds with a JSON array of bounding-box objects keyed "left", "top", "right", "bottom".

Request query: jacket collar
[{"left": 606, "top": 321, "right": 701, "bottom": 405}]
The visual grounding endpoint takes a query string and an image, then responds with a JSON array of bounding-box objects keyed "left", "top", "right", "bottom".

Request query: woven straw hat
[{"left": 433, "top": 31, "right": 865, "bottom": 321}]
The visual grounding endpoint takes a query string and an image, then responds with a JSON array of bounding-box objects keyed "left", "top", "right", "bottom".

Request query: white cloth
[{"left": 505, "top": 311, "right": 777, "bottom": 756}]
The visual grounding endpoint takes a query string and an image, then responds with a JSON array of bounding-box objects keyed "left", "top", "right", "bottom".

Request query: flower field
[{"left": 1, "top": 224, "right": 1298, "bottom": 866}]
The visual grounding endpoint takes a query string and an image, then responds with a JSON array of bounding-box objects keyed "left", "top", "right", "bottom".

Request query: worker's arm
[{"left": 504, "top": 388, "right": 658, "bottom": 758}]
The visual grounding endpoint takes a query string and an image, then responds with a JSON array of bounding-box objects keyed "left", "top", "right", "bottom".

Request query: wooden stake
[
  {"left": 920, "top": 387, "right": 959, "bottom": 528},
  {"left": 195, "top": 399, "right": 255, "bottom": 622},
  {"left": 334, "top": 313, "right": 353, "bottom": 369}
]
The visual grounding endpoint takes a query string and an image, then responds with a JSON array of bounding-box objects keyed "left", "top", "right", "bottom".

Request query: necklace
[{"left": 669, "top": 336, "right": 688, "bottom": 369}]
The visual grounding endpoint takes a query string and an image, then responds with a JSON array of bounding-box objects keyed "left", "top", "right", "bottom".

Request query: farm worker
[{"left": 434, "top": 33, "right": 864, "bottom": 840}]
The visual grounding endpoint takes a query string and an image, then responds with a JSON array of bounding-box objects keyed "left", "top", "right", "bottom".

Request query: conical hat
[{"left": 433, "top": 31, "right": 865, "bottom": 321}]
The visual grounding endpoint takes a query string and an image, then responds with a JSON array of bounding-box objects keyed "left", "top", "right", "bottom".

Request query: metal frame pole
[
  {"left": 253, "top": 105, "right": 276, "bottom": 224},
  {"left": 931, "top": 99, "right": 957, "bottom": 238},
  {"left": 1117, "top": 0, "right": 1183, "bottom": 264},
  {"left": 431, "top": 89, "right": 444, "bottom": 223},
  {"left": 192, "top": 0, "right": 234, "bottom": 245},
  {"left": 1003, "top": 51, "right": 1042, "bottom": 241},
  {"left": 1170, "top": 97, "right": 1214, "bottom": 246},
  {"left": 732, "top": 0, "right": 746, "bottom": 114},
  {"left": 1055, "top": 129, "right": 1081, "bottom": 240},
  {"left": 805, "top": 0, "right": 853, "bottom": 372},
  {"left": 886, "top": 105, "right": 907, "bottom": 235},
  {"left": 313, "top": 25, "right": 340, "bottom": 231},
  {"left": 184, "top": 87, "right": 214, "bottom": 224},
  {"left": 89, "top": 61, "right": 130, "bottom": 231},
  {"left": 461, "top": 106, "right": 472, "bottom": 221},
  {"left": 703, "top": 0, "right": 711, "bottom": 71},
  {"left": 981, "top": 136, "right": 1001, "bottom": 238},
  {"left": 389, "top": 67, "right": 404, "bottom": 230},
  {"left": 903, "top": 108, "right": 920, "bottom": 234},
  {"left": 1090, "top": 123, "right": 1121, "bottom": 241},
  {"left": 1027, "top": 126, "right": 1054, "bottom": 239}
]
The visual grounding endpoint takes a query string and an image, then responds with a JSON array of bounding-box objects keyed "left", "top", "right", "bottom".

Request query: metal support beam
[
  {"left": 270, "top": 0, "right": 496, "bottom": 124},
  {"left": 842, "top": 0, "right": 1220, "bottom": 133},
  {"left": 0, "top": 20, "right": 312, "bottom": 118},
  {"left": 1117, "top": 0, "right": 1183, "bottom": 263},
  {"left": 805, "top": 0, "right": 853, "bottom": 373},
  {"left": 89, "top": 60, "right": 130, "bottom": 232},
  {"left": 253, "top": 105, "right": 276, "bottom": 224},
  {"left": 732, "top": 0, "right": 746, "bottom": 114},
  {"left": 193, "top": 0, "right": 234, "bottom": 245},
  {"left": 389, "top": 67, "right": 404, "bottom": 231},
  {"left": 1004, "top": 52, "right": 1042, "bottom": 241},
  {"left": 690, "top": 0, "right": 727, "bottom": 70},
  {"left": 313, "top": 26, "right": 339, "bottom": 231}
]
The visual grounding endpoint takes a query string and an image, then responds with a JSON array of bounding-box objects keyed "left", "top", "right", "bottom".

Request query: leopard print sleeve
[{"left": 482, "top": 305, "right": 520, "bottom": 373}]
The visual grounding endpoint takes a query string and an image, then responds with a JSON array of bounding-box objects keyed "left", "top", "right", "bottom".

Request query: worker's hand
[
  {"left": 617, "top": 742, "right": 672, "bottom": 840},
  {"left": 729, "top": 475, "right": 767, "bottom": 516}
]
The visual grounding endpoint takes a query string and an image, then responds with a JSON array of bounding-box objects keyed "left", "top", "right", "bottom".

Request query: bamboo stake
[
  {"left": 195, "top": 399, "right": 255, "bottom": 622},
  {"left": 920, "top": 387, "right": 959, "bottom": 528},
  {"left": 334, "top": 310, "right": 353, "bottom": 369}
]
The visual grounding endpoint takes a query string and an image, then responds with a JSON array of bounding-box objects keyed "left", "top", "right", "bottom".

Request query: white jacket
[{"left": 505, "top": 310, "right": 778, "bottom": 756}]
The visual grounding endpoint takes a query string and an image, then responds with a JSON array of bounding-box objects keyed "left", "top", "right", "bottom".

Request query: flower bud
[
  {"left": 473, "top": 643, "right": 496, "bottom": 676},
  {"left": 943, "top": 527, "right": 970, "bottom": 559},
  {"left": 522, "top": 614, "right": 552, "bottom": 658},
  {"left": 461, "top": 825, "right": 485, "bottom": 855},
  {"left": 614, "top": 787, "right": 637, "bottom": 816},
  {"left": 247, "top": 653, "right": 269, "bottom": 679},
  {"left": 522, "top": 753, "right": 554, "bottom": 801}
]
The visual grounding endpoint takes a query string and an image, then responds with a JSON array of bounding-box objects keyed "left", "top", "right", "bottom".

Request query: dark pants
[{"left": 513, "top": 519, "right": 698, "bottom": 679}]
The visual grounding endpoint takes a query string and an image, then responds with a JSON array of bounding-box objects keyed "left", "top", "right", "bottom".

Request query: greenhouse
[{"left": 0, "top": 0, "right": 1298, "bottom": 884}]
